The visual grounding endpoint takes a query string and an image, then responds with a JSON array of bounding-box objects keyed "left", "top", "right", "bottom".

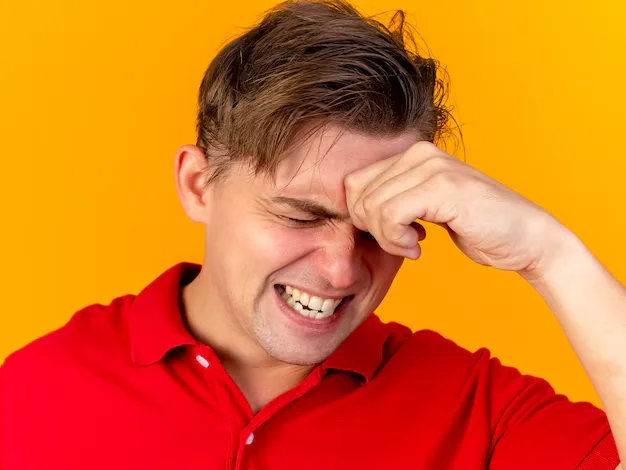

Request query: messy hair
[{"left": 196, "top": 0, "right": 454, "bottom": 183}]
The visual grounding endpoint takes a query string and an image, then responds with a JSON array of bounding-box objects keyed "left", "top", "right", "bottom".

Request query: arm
[
  {"left": 344, "top": 140, "right": 624, "bottom": 466},
  {"left": 521, "top": 228, "right": 626, "bottom": 466}
]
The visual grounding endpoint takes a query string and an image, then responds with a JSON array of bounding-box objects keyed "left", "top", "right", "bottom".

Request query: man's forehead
[
  {"left": 277, "top": 127, "right": 420, "bottom": 178},
  {"left": 269, "top": 126, "right": 420, "bottom": 210}
]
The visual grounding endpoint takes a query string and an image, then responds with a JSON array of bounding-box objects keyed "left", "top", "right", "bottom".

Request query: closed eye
[{"left": 279, "top": 215, "right": 321, "bottom": 225}]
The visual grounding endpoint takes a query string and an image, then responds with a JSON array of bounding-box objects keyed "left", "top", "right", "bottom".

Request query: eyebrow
[{"left": 269, "top": 196, "right": 348, "bottom": 220}]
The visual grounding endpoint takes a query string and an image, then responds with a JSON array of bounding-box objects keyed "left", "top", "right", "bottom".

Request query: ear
[{"left": 174, "top": 144, "right": 210, "bottom": 223}]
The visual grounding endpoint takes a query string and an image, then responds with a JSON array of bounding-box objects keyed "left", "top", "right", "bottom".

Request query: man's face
[{"left": 201, "top": 126, "right": 420, "bottom": 365}]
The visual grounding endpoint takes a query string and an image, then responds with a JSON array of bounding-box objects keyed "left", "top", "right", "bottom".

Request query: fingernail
[
  {"left": 396, "top": 230, "right": 417, "bottom": 248},
  {"left": 404, "top": 247, "right": 420, "bottom": 260}
]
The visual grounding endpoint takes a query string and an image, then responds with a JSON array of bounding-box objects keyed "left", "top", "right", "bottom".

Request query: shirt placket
[
  {"left": 233, "top": 367, "right": 324, "bottom": 470},
  {"left": 191, "top": 344, "right": 251, "bottom": 470},
  {"left": 191, "top": 344, "right": 325, "bottom": 470}
]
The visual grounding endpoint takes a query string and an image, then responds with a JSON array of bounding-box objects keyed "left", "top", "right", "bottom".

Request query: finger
[
  {"left": 345, "top": 154, "right": 401, "bottom": 230},
  {"left": 357, "top": 141, "right": 446, "bottom": 204},
  {"left": 359, "top": 166, "right": 428, "bottom": 222},
  {"left": 363, "top": 205, "right": 425, "bottom": 258},
  {"left": 367, "top": 220, "right": 422, "bottom": 259},
  {"left": 354, "top": 147, "right": 452, "bottom": 232},
  {"left": 347, "top": 142, "right": 452, "bottom": 235},
  {"left": 352, "top": 161, "right": 422, "bottom": 233},
  {"left": 378, "top": 177, "right": 456, "bottom": 252},
  {"left": 357, "top": 166, "right": 430, "bottom": 250}
]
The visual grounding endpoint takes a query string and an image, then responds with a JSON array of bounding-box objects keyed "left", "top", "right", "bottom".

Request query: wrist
[{"left": 519, "top": 221, "right": 591, "bottom": 289}]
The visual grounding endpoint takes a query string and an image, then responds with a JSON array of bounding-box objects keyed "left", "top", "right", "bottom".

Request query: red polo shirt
[{"left": 1, "top": 263, "right": 620, "bottom": 469}]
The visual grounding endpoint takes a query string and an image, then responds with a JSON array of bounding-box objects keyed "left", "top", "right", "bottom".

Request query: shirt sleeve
[
  {"left": 1, "top": 365, "right": 4, "bottom": 470},
  {"left": 484, "top": 352, "right": 620, "bottom": 469}
]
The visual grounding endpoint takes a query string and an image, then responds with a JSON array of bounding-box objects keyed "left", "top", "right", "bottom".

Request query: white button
[
  {"left": 246, "top": 433, "right": 254, "bottom": 445},
  {"left": 195, "top": 355, "right": 210, "bottom": 368}
]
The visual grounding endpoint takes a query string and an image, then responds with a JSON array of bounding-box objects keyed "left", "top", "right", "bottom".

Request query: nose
[{"left": 315, "top": 225, "right": 365, "bottom": 291}]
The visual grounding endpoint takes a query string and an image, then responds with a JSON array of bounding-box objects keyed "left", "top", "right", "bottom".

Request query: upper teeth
[{"left": 279, "top": 285, "right": 343, "bottom": 319}]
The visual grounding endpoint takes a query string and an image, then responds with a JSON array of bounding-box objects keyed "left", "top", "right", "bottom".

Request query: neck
[{"left": 181, "top": 267, "right": 313, "bottom": 413}]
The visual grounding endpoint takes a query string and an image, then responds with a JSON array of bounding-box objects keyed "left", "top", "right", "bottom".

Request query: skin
[{"left": 175, "top": 125, "right": 625, "bottom": 467}]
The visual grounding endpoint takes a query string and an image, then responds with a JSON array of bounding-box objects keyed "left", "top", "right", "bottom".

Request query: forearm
[{"left": 522, "top": 228, "right": 626, "bottom": 462}]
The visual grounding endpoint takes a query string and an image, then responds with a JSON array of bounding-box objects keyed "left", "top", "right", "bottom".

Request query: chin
[
  {"left": 270, "top": 349, "right": 330, "bottom": 367},
  {"left": 250, "top": 292, "right": 358, "bottom": 366},
  {"left": 256, "top": 331, "right": 342, "bottom": 366}
]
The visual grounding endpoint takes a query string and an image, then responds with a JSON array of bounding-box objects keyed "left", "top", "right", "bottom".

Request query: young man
[{"left": 1, "top": 0, "right": 624, "bottom": 468}]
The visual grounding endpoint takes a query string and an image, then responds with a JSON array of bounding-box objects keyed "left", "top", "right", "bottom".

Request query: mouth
[{"left": 274, "top": 284, "right": 352, "bottom": 321}]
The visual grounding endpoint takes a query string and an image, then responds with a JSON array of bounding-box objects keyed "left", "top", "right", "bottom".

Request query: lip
[{"left": 273, "top": 285, "right": 352, "bottom": 332}]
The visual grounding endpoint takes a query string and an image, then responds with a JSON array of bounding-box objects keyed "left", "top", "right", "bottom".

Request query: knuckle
[
  {"left": 386, "top": 222, "right": 406, "bottom": 244},
  {"left": 429, "top": 170, "right": 482, "bottom": 197},
  {"left": 344, "top": 173, "right": 359, "bottom": 192},
  {"left": 403, "top": 141, "right": 435, "bottom": 164},
  {"left": 353, "top": 203, "right": 367, "bottom": 223},
  {"left": 411, "top": 140, "right": 436, "bottom": 153},
  {"left": 379, "top": 200, "right": 400, "bottom": 224},
  {"left": 422, "top": 155, "right": 449, "bottom": 172},
  {"left": 432, "top": 170, "right": 461, "bottom": 187},
  {"left": 361, "top": 194, "right": 377, "bottom": 214}
]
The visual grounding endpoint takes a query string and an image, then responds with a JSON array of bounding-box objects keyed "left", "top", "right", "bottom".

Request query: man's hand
[{"left": 345, "top": 140, "right": 567, "bottom": 277}]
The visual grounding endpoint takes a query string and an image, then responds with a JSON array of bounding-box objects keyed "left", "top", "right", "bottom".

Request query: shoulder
[
  {"left": 375, "top": 321, "right": 618, "bottom": 468},
  {"left": 380, "top": 323, "right": 592, "bottom": 421},
  {"left": 2, "top": 294, "right": 136, "bottom": 379},
  {"left": 380, "top": 323, "right": 539, "bottom": 394},
  {"left": 382, "top": 322, "right": 482, "bottom": 369}
]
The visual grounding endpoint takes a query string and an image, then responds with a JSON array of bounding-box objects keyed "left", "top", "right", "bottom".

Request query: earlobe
[{"left": 174, "top": 144, "right": 210, "bottom": 223}]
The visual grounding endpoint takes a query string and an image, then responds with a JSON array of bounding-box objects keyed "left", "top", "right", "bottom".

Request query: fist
[{"left": 344, "top": 141, "right": 565, "bottom": 275}]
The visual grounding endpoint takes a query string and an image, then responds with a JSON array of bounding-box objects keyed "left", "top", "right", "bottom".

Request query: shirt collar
[
  {"left": 320, "top": 313, "right": 389, "bottom": 383},
  {"left": 129, "top": 262, "right": 200, "bottom": 366},
  {"left": 129, "top": 262, "right": 389, "bottom": 381}
]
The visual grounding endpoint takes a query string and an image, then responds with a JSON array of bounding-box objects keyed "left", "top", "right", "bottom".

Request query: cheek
[
  {"left": 364, "top": 245, "right": 404, "bottom": 285},
  {"left": 238, "top": 223, "right": 315, "bottom": 269}
]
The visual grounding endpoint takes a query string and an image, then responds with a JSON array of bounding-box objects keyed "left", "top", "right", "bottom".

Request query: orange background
[{"left": 1, "top": 0, "right": 625, "bottom": 407}]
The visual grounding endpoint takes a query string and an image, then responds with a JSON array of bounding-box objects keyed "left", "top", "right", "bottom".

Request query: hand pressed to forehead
[
  {"left": 344, "top": 141, "right": 447, "bottom": 259},
  {"left": 344, "top": 145, "right": 433, "bottom": 259},
  {"left": 344, "top": 140, "right": 560, "bottom": 274}
]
